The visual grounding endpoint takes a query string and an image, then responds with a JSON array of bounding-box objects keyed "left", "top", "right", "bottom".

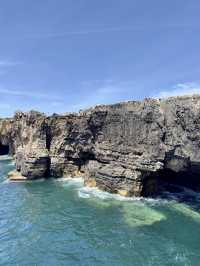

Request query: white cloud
[
  {"left": 0, "top": 87, "right": 61, "bottom": 100},
  {"left": 154, "top": 83, "right": 200, "bottom": 99},
  {"left": 69, "top": 81, "right": 129, "bottom": 111},
  {"left": 51, "top": 101, "right": 63, "bottom": 107}
]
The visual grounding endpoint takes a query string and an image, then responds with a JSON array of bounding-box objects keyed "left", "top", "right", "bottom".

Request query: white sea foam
[
  {"left": 2, "top": 179, "right": 10, "bottom": 184},
  {"left": 8, "top": 161, "right": 15, "bottom": 166},
  {"left": 0, "top": 155, "right": 13, "bottom": 161},
  {"left": 78, "top": 186, "right": 122, "bottom": 200},
  {"left": 54, "top": 177, "right": 84, "bottom": 187},
  {"left": 78, "top": 186, "right": 168, "bottom": 226},
  {"left": 78, "top": 186, "right": 167, "bottom": 204}
]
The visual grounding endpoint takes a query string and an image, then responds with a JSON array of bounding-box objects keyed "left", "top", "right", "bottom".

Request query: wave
[
  {"left": 78, "top": 186, "right": 168, "bottom": 205},
  {"left": 0, "top": 155, "right": 13, "bottom": 161},
  {"left": 7, "top": 161, "right": 15, "bottom": 166},
  {"left": 182, "top": 187, "right": 200, "bottom": 199},
  {"left": 53, "top": 177, "right": 84, "bottom": 187},
  {"left": 78, "top": 186, "right": 134, "bottom": 201},
  {"left": 160, "top": 185, "right": 200, "bottom": 204},
  {"left": 2, "top": 179, "right": 10, "bottom": 184}
]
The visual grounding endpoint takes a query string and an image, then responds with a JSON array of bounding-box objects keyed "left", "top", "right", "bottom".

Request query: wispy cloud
[
  {"left": 80, "top": 79, "right": 114, "bottom": 87},
  {"left": 69, "top": 87, "right": 117, "bottom": 111},
  {"left": 29, "top": 23, "right": 200, "bottom": 39},
  {"left": 30, "top": 26, "right": 136, "bottom": 39},
  {"left": 0, "top": 87, "right": 61, "bottom": 100},
  {"left": 69, "top": 80, "right": 131, "bottom": 111},
  {"left": 43, "top": 26, "right": 135, "bottom": 38},
  {"left": 50, "top": 101, "right": 63, "bottom": 107},
  {"left": 154, "top": 83, "right": 200, "bottom": 98},
  {"left": 0, "top": 60, "right": 21, "bottom": 67}
]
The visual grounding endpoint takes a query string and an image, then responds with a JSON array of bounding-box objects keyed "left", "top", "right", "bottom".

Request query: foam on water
[
  {"left": 172, "top": 203, "right": 200, "bottom": 223},
  {"left": 78, "top": 186, "right": 135, "bottom": 201},
  {"left": 122, "top": 203, "right": 167, "bottom": 226},
  {"left": 0, "top": 155, "right": 13, "bottom": 161},
  {"left": 78, "top": 187, "right": 169, "bottom": 226},
  {"left": 2, "top": 179, "right": 10, "bottom": 184},
  {"left": 78, "top": 186, "right": 169, "bottom": 205},
  {"left": 7, "top": 161, "right": 15, "bottom": 166},
  {"left": 53, "top": 177, "right": 84, "bottom": 188}
]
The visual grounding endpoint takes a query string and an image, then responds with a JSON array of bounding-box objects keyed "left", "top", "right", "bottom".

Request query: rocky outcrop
[{"left": 1, "top": 95, "right": 200, "bottom": 196}]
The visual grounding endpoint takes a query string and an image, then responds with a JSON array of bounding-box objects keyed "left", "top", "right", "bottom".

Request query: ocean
[{"left": 0, "top": 156, "right": 200, "bottom": 266}]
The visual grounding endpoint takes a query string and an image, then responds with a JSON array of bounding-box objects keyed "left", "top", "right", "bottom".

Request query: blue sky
[{"left": 0, "top": 0, "right": 200, "bottom": 117}]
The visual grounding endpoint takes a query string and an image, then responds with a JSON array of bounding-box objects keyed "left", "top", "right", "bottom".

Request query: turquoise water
[{"left": 0, "top": 157, "right": 200, "bottom": 266}]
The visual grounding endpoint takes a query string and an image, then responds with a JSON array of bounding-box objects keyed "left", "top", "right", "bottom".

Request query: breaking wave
[
  {"left": 0, "top": 155, "right": 13, "bottom": 161},
  {"left": 53, "top": 177, "right": 84, "bottom": 187},
  {"left": 78, "top": 186, "right": 169, "bottom": 205}
]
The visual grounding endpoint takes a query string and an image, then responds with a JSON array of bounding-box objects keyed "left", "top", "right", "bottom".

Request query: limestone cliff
[{"left": 1, "top": 95, "right": 200, "bottom": 197}]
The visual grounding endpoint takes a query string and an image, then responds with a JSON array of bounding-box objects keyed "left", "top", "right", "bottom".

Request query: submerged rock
[{"left": 1, "top": 95, "right": 200, "bottom": 196}]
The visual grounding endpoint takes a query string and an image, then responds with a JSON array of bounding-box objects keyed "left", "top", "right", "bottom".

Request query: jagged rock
[{"left": 1, "top": 95, "right": 200, "bottom": 196}]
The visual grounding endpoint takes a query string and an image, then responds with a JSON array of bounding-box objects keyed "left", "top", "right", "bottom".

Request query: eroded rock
[{"left": 1, "top": 95, "right": 200, "bottom": 196}]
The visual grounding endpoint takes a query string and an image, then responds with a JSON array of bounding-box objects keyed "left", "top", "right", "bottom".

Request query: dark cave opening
[
  {"left": 157, "top": 168, "right": 200, "bottom": 193},
  {"left": 0, "top": 142, "right": 9, "bottom": 155},
  {"left": 143, "top": 165, "right": 200, "bottom": 198},
  {"left": 79, "top": 151, "right": 96, "bottom": 163}
]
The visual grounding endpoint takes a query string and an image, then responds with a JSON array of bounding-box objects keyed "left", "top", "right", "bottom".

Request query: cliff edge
[{"left": 1, "top": 95, "right": 200, "bottom": 197}]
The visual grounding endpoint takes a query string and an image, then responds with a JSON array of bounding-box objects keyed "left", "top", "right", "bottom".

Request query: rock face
[{"left": 1, "top": 95, "right": 200, "bottom": 196}]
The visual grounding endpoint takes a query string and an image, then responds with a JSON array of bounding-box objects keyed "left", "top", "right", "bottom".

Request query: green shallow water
[{"left": 0, "top": 157, "right": 200, "bottom": 266}]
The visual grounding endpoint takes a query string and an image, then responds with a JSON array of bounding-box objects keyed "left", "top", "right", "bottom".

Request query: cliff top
[{"left": 1, "top": 94, "right": 200, "bottom": 119}]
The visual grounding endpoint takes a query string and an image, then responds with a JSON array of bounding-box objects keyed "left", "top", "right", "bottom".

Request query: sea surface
[{"left": 0, "top": 156, "right": 200, "bottom": 266}]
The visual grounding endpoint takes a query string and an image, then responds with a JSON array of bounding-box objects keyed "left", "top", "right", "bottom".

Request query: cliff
[{"left": 1, "top": 95, "right": 200, "bottom": 197}]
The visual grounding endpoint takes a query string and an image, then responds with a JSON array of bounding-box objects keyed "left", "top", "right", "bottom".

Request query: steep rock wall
[{"left": 1, "top": 95, "right": 200, "bottom": 196}]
